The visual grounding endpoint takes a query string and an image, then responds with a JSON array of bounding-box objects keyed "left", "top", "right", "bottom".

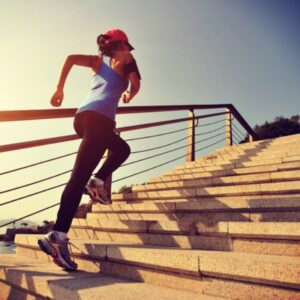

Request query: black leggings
[{"left": 53, "top": 111, "right": 130, "bottom": 233}]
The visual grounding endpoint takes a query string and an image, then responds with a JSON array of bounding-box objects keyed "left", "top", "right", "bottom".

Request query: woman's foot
[
  {"left": 84, "top": 177, "right": 112, "bottom": 205},
  {"left": 37, "top": 231, "right": 78, "bottom": 271}
]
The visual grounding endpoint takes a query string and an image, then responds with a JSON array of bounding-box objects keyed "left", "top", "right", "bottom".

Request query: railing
[{"left": 0, "top": 104, "right": 258, "bottom": 229}]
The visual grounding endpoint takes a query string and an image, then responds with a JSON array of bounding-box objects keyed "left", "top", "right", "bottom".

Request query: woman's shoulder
[
  {"left": 111, "top": 52, "right": 134, "bottom": 67},
  {"left": 124, "top": 53, "right": 134, "bottom": 63},
  {"left": 92, "top": 55, "right": 104, "bottom": 73}
]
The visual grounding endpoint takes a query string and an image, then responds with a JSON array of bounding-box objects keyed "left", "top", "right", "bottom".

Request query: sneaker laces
[
  {"left": 86, "top": 180, "right": 111, "bottom": 204},
  {"left": 64, "top": 238, "right": 78, "bottom": 265},
  {"left": 98, "top": 185, "right": 108, "bottom": 197},
  {"left": 65, "top": 238, "right": 102, "bottom": 271},
  {"left": 65, "top": 238, "right": 91, "bottom": 262}
]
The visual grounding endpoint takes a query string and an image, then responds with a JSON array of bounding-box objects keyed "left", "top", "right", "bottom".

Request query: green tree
[
  {"left": 243, "top": 115, "right": 300, "bottom": 142},
  {"left": 118, "top": 185, "right": 133, "bottom": 193}
]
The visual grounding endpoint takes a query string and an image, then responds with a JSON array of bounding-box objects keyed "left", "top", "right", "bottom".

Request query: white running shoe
[
  {"left": 84, "top": 177, "right": 112, "bottom": 205},
  {"left": 37, "top": 231, "right": 78, "bottom": 271}
]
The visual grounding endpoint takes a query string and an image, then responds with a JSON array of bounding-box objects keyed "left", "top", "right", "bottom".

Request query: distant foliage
[
  {"left": 118, "top": 185, "right": 133, "bottom": 193},
  {"left": 75, "top": 201, "right": 92, "bottom": 218},
  {"left": 37, "top": 221, "right": 54, "bottom": 234},
  {"left": 254, "top": 115, "right": 300, "bottom": 139},
  {"left": 242, "top": 115, "right": 300, "bottom": 142}
]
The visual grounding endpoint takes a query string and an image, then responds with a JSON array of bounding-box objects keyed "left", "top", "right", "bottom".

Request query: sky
[{"left": 0, "top": 0, "right": 299, "bottom": 227}]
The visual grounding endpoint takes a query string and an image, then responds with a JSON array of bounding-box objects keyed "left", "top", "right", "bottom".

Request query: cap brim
[{"left": 127, "top": 42, "right": 134, "bottom": 51}]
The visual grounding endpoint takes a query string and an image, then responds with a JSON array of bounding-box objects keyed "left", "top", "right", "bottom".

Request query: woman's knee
[
  {"left": 108, "top": 133, "right": 131, "bottom": 159},
  {"left": 121, "top": 141, "right": 131, "bottom": 159}
]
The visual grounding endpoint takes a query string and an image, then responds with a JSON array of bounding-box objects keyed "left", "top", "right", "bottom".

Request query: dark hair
[{"left": 97, "top": 35, "right": 125, "bottom": 56}]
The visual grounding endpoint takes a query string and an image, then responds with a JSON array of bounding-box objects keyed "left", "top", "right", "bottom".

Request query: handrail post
[
  {"left": 248, "top": 135, "right": 254, "bottom": 142},
  {"left": 225, "top": 108, "right": 232, "bottom": 146},
  {"left": 103, "top": 129, "right": 119, "bottom": 198},
  {"left": 103, "top": 148, "right": 113, "bottom": 199},
  {"left": 186, "top": 110, "right": 196, "bottom": 162}
]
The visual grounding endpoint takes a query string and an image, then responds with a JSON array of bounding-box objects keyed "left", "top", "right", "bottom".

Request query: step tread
[
  {"left": 15, "top": 235, "right": 300, "bottom": 264},
  {"left": 0, "top": 254, "right": 221, "bottom": 300},
  {"left": 165, "top": 160, "right": 300, "bottom": 177},
  {"left": 179, "top": 152, "right": 300, "bottom": 167},
  {"left": 156, "top": 162, "right": 300, "bottom": 182},
  {"left": 133, "top": 170, "right": 300, "bottom": 192},
  {"left": 96, "top": 193, "right": 300, "bottom": 208},
  {"left": 112, "top": 180, "right": 300, "bottom": 200},
  {"left": 176, "top": 154, "right": 300, "bottom": 171},
  {"left": 93, "top": 193, "right": 300, "bottom": 212},
  {"left": 15, "top": 235, "right": 300, "bottom": 288},
  {"left": 72, "top": 219, "right": 300, "bottom": 239}
]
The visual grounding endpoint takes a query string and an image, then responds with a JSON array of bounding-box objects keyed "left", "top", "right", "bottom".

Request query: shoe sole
[
  {"left": 37, "top": 238, "right": 77, "bottom": 271},
  {"left": 84, "top": 187, "right": 112, "bottom": 205},
  {"left": 38, "top": 238, "right": 64, "bottom": 268},
  {"left": 38, "top": 238, "right": 54, "bottom": 256}
]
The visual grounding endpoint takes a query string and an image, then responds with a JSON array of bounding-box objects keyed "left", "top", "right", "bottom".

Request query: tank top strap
[{"left": 102, "top": 55, "right": 111, "bottom": 66}]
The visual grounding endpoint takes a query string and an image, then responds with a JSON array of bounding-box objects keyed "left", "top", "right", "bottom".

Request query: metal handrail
[
  {"left": 0, "top": 104, "right": 257, "bottom": 228},
  {"left": 0, "top": 104, "right": 256, "bottom": 137},
  {"left": 0, "top": 104, "right": 232, "bottom": 121},
  {"left": 0, "top": 105, "right": 258, "bottom": 153},
  {"left": 0, "top": 111, "right": 228, "bottom": 153}
]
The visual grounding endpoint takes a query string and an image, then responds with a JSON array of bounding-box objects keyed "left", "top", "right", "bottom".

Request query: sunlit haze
[{"left": 0, "top": 0, "right": 299, "bottom": 226}]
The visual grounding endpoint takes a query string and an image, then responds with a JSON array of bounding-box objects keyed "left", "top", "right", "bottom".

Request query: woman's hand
[
  {"left": 121, "top": 90, "right": 131, "bottom": 104},
  {"left": 50, "top": 89, "right": 64, "bottom": 107}
]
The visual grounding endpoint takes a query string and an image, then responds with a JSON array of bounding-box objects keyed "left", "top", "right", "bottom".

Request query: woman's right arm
[
  {"left": 121, "top": 56, "right": 141, "bottom": 104},
  {"left": 50, "top": 55, "right": 101, "bottom": 107},
  {"left": 122, "top": 72, "right": 140, "bottom": 104}
]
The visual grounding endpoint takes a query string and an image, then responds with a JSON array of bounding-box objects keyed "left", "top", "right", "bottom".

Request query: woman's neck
[{"left": 111, "top": 50, "right": 129, "bottom": 59}]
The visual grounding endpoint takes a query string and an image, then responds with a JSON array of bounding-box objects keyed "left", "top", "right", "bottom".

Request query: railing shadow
[
  {"left": 6, "top": 134, "right": 300, "bottom": 291},
  {"left": 1, "top": 258, "right": 139, "bottom": 299},
  {"left": 5, "top": 107, "right": 300, "bottom": 292},
  {"left": 75, "top": 136, "right": 300, "bottom": 256}
]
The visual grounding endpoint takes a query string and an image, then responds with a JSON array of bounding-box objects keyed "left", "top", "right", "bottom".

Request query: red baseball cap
[{"left": 103, "top": 28, "right": 134, "bottom": 51}]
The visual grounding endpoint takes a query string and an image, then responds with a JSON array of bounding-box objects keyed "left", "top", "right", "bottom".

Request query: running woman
[{"left": 38, "top": 29, "right": 141, "bottom": 271}]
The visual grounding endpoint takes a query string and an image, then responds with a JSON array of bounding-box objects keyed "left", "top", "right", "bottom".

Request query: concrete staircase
[{"left": 1, "top": 133, "right": 300, "bottom": 299}]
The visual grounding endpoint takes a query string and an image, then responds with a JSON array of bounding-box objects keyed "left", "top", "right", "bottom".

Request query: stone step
[
  {"left": 224, "top": 134, "right": 300, "bottom": 150},
  {"left": 70, "top": 218, "right": 300, "bottom": 254},
  {"left": 87, "top": 210, "right": 300, "bottom": 223},
  {"left": 177, "top": 154, "right": 300, "bottom": 170},
  {"left": 75, "top": 218, "right": 300, "bottom": 240},
  {"left": 179, "top": 158, "right": 281, "bottom": 170},
  {"left": 211, "top": 142, "right": 300, "bottom": 154},
  {"left": 132, "top": 170, "right": 300, "bottom": 193},
  {"left": 15, "top": 240, "right": 300, "bottom": 300},
  {"left": 165, "top": 160, "right": 300, "bottom": 177},
  {"left": 191, "top": 154, "right": 300, "bottom": 169},
  {"left": 112, "top": 181, "right": 300, "bottom": 202},
  {"left": 68, "top": 220, "right": 300, "bottom": 257},
  {"left": 195, "top": 148, "right": 300, "bottom": 165},
  {"left": 14, "top": 234, "right": 300, "bottom": 297},
  {"left": 205, "top": 141, "right": 300, "bottom": 157},
  {"left": 188, "top": 153, "right": 300, "bottom": 170},
  {"left": 93, "top": 194, "right": 300, "bottom": 215},
  {"left": 67, "top": 229, "right": 300, "bottom": 257},
  {"left": 0, "top": 254, "right": 219, "bottom": 300},
  {"left": 169, "top": 156, "right": 300, "bottom": 175},
  {"left": 214, "top": 138, "right": 285, "bottom": 153},
  {"left": 203, "top": 136, "right": 300, "bottom": 153},
  {"left": 246, "top": 133, "right": 300, "bottom": 144},
  {"left": 89, "top": 210, "right": 251, "bottom": 222},
  {"left": 156, "top": 161, "right": 300, "bottom": 182}
]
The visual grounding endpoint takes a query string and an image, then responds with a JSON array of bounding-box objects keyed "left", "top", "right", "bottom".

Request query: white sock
[
  {"left": 47, "top": 230, "right": 67, "bottom": 241},
  {"left": 93, "top": 177, "right": 104, "bottom": 186}
]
